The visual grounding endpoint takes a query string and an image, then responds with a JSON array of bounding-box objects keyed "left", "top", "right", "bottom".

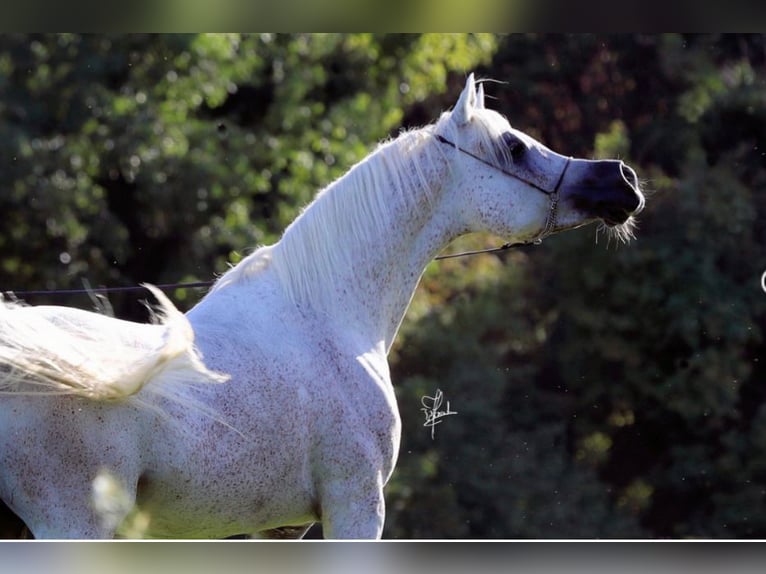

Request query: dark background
[{"left": 1, "top": 34, "right": 765, "bottom": 538}]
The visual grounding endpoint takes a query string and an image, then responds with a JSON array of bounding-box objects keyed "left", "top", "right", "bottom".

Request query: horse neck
[{"left": 272, "top": 131, "right": 455, "bottom": 351}]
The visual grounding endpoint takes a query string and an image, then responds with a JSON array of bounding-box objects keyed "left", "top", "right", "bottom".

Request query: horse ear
[
  {"left": 452, "top": 73, "right": 477, "bottom": 125},
  {"left": 476, "top": 82, "right": 485, "bottom": 110}
]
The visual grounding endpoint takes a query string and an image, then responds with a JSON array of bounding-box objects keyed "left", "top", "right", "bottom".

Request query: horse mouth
[
  {"left": 601, "top": 208, "right": 633, "bottom": 227},
  {"left": 570, "top": 194, "right": 642, "bottom": 227},
  {"left": 595, "top": 197, "right": 643, "bottom": 243}
]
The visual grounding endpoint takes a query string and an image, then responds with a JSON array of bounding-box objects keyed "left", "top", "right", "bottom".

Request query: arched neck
[{"left": 270, "top": 130, "right": 456, "bottom": 351}]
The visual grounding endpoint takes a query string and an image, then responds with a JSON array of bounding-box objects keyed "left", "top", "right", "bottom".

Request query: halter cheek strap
[
  {"left": 435, "top": 134, "right": 570, "bottom": 197},
  {"left": 433, "top": 134, "right": 571, "bottom": 258}
]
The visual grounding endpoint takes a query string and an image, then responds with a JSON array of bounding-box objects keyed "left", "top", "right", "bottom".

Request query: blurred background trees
[{"left": 1, "top": 34, "right": 765, "bottom": 538}]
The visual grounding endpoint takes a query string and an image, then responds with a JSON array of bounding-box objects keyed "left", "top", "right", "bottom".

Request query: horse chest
[
  {"left": 136, "top": 317, "right": 399, "bottom": 536},
  {"left": 190, "top": 291, "right": 400, "bottom": 478}
]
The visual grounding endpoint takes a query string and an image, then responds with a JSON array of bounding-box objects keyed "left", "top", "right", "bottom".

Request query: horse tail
[{"left": 0, "top": 285, "right": 228, "bottom": 402}]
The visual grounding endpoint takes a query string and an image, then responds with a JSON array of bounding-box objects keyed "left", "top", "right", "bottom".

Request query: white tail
[{"left": 0, "top": 284, "right": 227, "bottom": 402}]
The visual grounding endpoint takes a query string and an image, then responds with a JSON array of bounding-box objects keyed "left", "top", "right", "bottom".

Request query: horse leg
[
  {"left": 318, "top": 473, "right": 386, "bottom": 539},
  {"left": 7, "top": 489, "right": 119, "bottom": 538},
  {"left": 0, "top": 428, "right": 140, "bottom": 538},
  {"left": 6, "top": 468, "right": 138, "bottom": 539}
]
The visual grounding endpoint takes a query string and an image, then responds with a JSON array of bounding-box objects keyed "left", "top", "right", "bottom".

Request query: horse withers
[{"left": 0, "top": 74, "right": 643, "bottom": 538}]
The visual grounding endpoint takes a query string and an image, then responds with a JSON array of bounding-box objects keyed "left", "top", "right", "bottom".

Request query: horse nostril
[
  {"left": 620, "top": 162, "right": 639, "bottom": 191},
  {"left": 619, "top": 161, "right": 644, "bottom": 215}
]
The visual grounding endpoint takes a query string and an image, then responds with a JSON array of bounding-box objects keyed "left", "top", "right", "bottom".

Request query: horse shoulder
[{"left": 304, "top": 330, "right": 400, "bottom": 475}]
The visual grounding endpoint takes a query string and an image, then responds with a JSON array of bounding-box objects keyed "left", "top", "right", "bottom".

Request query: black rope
[
  {"left": 434, "top": 240, "right": 537, "bottom": 260},
  {"left": 3, "top": 243, "right": 545, "bottom": 301},
  {"left": 3, "top": 243, "right": 533, "bottom": 298},
  {"left": 5, "top": 132, "right": 567, "bottom": 299},
  {"left": 3, "top": 281, "right": 215, "bottom": 298}
]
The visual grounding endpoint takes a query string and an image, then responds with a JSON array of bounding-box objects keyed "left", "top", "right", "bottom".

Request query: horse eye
[{"left": 502, "top": 132, "right": 526, "bottom": 161}]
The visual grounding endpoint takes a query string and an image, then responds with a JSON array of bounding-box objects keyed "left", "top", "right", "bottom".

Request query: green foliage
[
  {"left": 2, "top": 34, "right": 766, "bottom": 539},
  {"left": 385, "top": 34, "right": 766, "bottom": 539},
  {"left": 387, "top": 251, "right": 643, "bottom": 537},
  {"left": 0, "top": 33, "right": 495, "bottom": 316}
]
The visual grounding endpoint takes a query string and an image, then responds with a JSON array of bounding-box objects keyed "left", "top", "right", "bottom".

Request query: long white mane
[{"left": 211, "top": 106, "right": 515, "bottom": 312}]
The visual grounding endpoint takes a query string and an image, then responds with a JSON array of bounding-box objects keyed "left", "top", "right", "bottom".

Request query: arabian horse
[{"left": 0, "top": 74, "right": 644, "bottom": 538}]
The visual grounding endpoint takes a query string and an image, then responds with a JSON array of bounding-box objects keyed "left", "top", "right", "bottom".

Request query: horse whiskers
[{"left": 596, "top": 217, "right": 639, "bottom": 247}]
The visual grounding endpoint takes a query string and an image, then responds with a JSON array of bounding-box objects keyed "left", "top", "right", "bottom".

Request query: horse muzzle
[{"left": 564, "top": 159, "right": 645, "bottom": 226}]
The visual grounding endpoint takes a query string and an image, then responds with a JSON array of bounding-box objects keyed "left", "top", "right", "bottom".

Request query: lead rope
[
  {"left": 434, "top": 186, "right": 561, "bottom": 261},
  {"left": 3, "top": 138, "right": 570, "bottom": 298}
]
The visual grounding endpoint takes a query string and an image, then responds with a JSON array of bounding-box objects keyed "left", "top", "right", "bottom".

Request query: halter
[{"left": 433, "top": 133, "right": 571, "bottom": 260}]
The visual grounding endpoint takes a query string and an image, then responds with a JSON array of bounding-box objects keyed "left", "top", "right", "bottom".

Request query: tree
[
  {"left": 3, "top": 34, "right": 766, "bottom": 539},
  {"left": 385, "top": 34, "right": 766, "bottom": 538},
  {"left": 0, "top": 33, "right": 497, "bottom": 537}
]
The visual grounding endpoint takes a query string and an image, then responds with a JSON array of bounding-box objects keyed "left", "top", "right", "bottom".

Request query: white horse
[{"left": 0, "top": 74, "right": 644, "bottom": 539}]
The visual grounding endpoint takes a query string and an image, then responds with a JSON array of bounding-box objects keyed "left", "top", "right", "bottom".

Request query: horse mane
[{"left": 210, "top": 107, "right": 515, "bottom": 311}]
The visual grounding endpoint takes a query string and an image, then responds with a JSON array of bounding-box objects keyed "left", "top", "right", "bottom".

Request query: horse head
[{"left": 436, "top": 74, "right": 645, "bottom": 245}]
